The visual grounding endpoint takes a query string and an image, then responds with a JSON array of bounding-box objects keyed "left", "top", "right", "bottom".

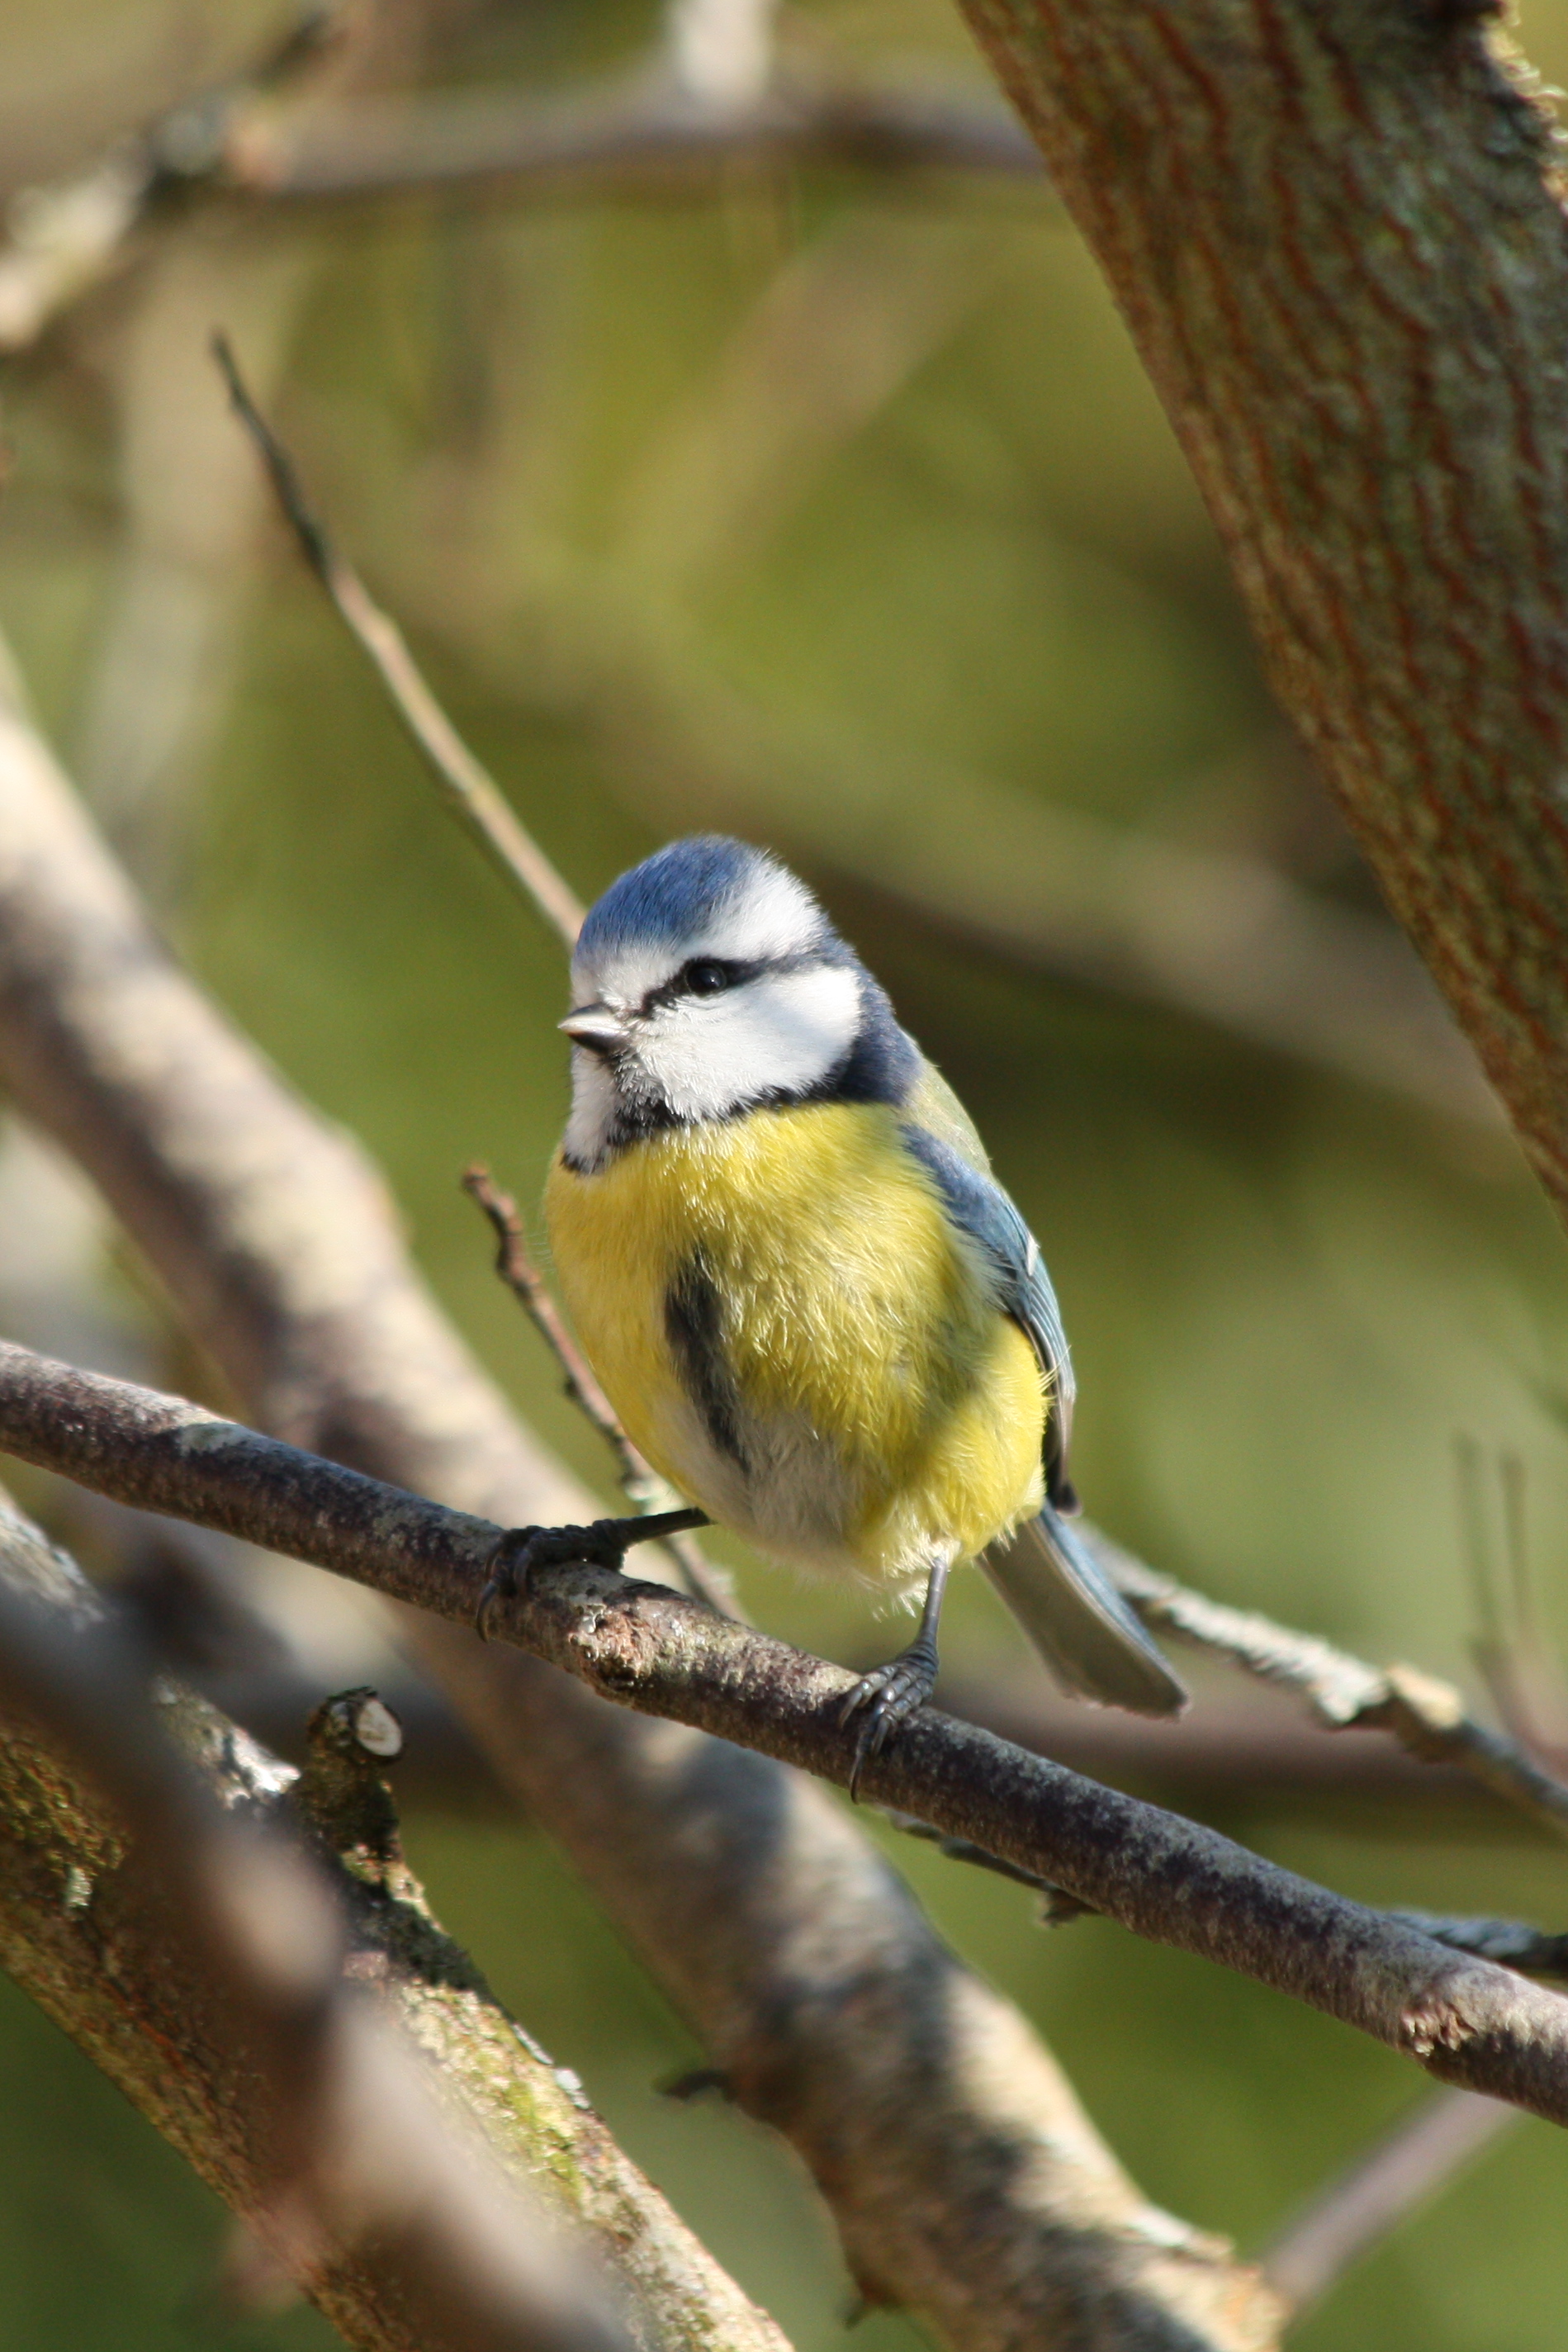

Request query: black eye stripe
[
  {"left": 637, "top": 946, "right": 835, "bottom": 1016},
  {"left": 642, "top": 956, "right": 759, "bottom": 1012}
]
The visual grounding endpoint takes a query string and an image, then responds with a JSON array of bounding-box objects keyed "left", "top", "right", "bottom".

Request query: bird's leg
[
  {"left": 474, "top": 1506, "right": 710, "bottom": 1639},
  {"left": 838, "top": 1550, "right": 955, "bottom": 1798}
]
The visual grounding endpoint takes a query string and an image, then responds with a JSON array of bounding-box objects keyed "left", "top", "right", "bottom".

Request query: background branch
[
  {"left": 0, "top": 20, "right": 1043, "bottom": 363},
  {"left": 236, "top": 73, "right": 1046, "bottom": 203},
  {"left": 1259, "top": 2089, "right": 1519, "bottom": 2317},
  {"left": 0, "top": 1484, "right": 781, "bottom": 2352},
  {"left": 1090, "top": 1530, "right": 1568, "bottom": 1842}
]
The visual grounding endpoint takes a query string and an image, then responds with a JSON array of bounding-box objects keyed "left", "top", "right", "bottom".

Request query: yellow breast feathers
[{"left": 544, "top": 1101, "right": 1046, "bottom": 1583}]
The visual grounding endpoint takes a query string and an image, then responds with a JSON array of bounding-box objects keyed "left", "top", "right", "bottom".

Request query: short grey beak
[{"left": 559, "top": 1003, "right": 627, "bottom": 1055}]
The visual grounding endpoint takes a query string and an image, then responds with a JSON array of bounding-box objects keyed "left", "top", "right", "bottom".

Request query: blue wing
[
  {"left": 899, "top": 1121, "right": 1077, "bottom": 1507},
  {"left": 901, "top": 1109, "right": 1187, "bottom": 1716}
]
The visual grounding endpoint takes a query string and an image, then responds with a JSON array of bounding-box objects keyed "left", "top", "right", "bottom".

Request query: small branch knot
[{"left": 294, "top": 1686, "right": 405, "bottom": 1876}]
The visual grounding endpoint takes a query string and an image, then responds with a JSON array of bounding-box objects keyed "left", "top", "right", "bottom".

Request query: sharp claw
[
  {"left": 840, "top": 1648, "right": 938, "bottom": 1799},
  {"left": 476, "top": 1518, "right": 651, "bottom": 1639},
  {"left": 837, "top": 1680, "right": 871, "bottom": 1729},
  {"left": 475, "top": 1577, "right": 500, "bottom": 1643},
  {"left": 473, "top": 1525, "right": 542, "bottom": 1639},
  {"left": 847, "top": 1702, "right": 898, "bottom": 1800}
]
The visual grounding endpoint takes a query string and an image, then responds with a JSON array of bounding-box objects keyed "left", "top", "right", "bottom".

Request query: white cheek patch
[{"left": 639, "top": 964, "right": 861, "bottom": 1121}]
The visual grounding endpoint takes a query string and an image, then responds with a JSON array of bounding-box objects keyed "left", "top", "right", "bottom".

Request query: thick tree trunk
[{"left": 955, "top": 0, "right": 1568, "bottom": 1210}]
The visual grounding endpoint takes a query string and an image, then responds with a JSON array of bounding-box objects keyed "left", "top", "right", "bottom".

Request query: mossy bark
[{"left": 0, "top": 1491, "right": 787, "bottom": 2352}]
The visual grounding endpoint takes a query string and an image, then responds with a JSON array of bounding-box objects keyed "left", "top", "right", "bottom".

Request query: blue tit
[{"left": 510, "top": 834, "right": 1185, "bottom": 1775}]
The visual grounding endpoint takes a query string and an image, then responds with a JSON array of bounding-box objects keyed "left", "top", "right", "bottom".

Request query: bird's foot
[
  {"left": 838, "top": 1637, "right": 940, "bottom": 1800},
  {"left": 475, "top": 1519, "right": 637, "bottom": 1639},
  {"left": 473, "top": 1507, "right": 710, "bottom": 1638}
]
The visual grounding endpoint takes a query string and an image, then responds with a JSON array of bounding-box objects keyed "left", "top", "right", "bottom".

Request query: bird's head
[{"left": 560, "top": 837, "right": 911, "bottom": 1169}]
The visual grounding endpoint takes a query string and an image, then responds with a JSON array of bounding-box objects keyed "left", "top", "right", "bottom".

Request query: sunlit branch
[{"left": 2, "top": 1338, "right": 1567, "bottom": 2132}]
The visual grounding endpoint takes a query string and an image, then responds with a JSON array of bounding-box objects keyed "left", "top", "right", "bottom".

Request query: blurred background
[{"left": 3, "top": 1, "right": 1568, "bottom": 2344}]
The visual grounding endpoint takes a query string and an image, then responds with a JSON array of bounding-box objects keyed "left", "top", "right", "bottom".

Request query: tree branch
[
  {"left": 0, "top": 26, "right": 1040, "bottom": 360},
  {"left": 1089, "top": 1531, "right": 1568, "bottom": 1843},
  {"left": 234, "top": 72, "right": 1045, "bottom": 203},
  {"left": 1259, "top": 2087, "right": 1518, "bottom": 2316},
  {"left": 949, "top": 0, "right": 1568, "bottom": 1221},
  {"left": 0, "top": 643, "right": 1278, "bottom": 2352},
  {"left": 0, "top": 1487, "right": 781, "bottom": 2352},
  {"left": 1, "top": 1337, "right": 1566, "bottom": 2137}
]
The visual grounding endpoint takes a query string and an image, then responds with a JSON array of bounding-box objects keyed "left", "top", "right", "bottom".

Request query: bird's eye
[{"left": 681, "top": 960, "right": 730, "bottom": 997}]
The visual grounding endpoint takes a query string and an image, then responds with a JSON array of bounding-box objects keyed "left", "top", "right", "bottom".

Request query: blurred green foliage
[{"left": 5, "top": 1, "right": 1568, "bottom": 2345}]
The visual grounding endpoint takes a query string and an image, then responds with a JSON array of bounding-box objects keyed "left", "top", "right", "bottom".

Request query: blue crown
[{"left": 578, "top": 836, "right": 811, "bottom": 959}]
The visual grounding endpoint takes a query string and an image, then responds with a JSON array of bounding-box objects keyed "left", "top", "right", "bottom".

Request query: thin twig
[
  {"left": 5, "top": 1340, "right": 1568, "bottom": 2134},
  {"left": 1388, "top": 1913, "right": 1568, "bottom": 1982},
  {"left": 1259, "top": 2088, "right": 1518, "bottom": 2316},
  {"left": 1087, "top": 1528, "right": 1568, "bottom": 1845},
  {"left": 463, "top": 1167, "right": 642, "bottom": 1485},
  {"left": 461, "top": 1165, "right": 743, "bottom": 1619},
  {"left": 211, "top": 335, "right": 584, "bottom": 949}
]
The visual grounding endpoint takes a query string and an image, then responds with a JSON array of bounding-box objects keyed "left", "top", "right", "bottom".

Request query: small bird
[{"left": 483, "top": 836, "right": 1185, "bottom": 1781}]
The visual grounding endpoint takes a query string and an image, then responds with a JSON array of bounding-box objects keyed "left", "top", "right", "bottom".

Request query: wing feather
[
  {"left": 899, "top": 1093, "right": 1187, "bottom": 1719},
  {"left": 898, "top": 1117, "right": 1076, "bottom": 1501}
]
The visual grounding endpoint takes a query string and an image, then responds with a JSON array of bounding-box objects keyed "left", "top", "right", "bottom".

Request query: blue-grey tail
[{"left": 983, "top": 1505, "right": 1188, "bottom": 1718}]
